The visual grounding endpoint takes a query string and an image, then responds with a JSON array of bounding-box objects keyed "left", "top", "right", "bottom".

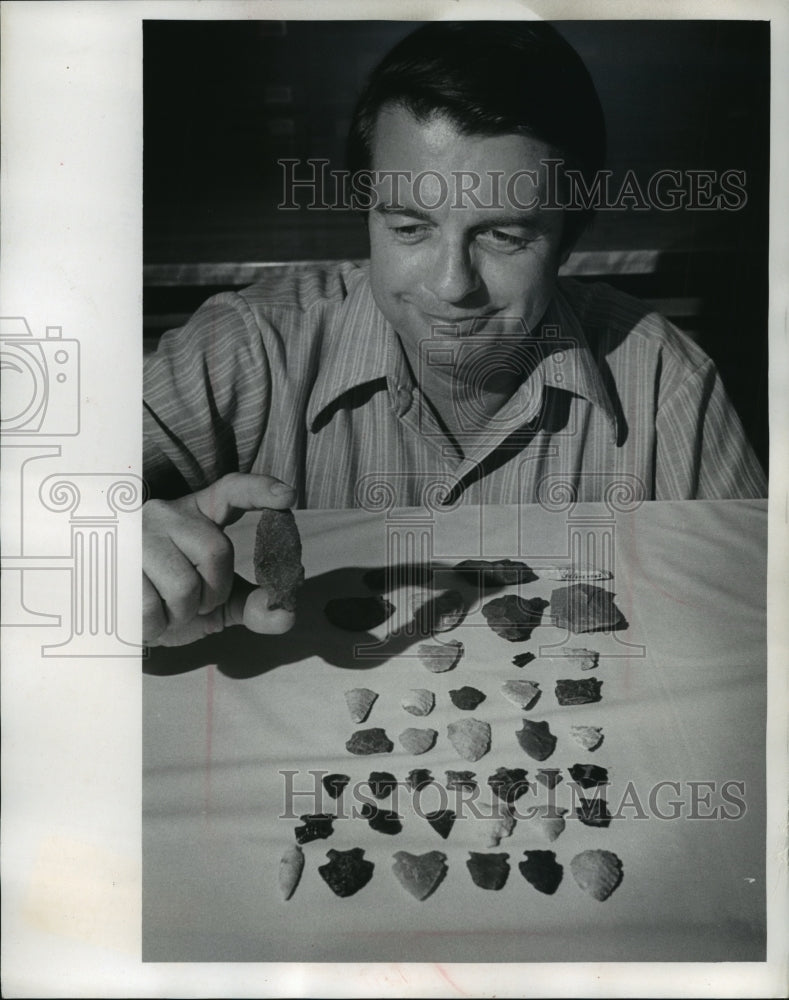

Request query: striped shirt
[{"left": 143, "top": 260, "right": 766, "bottom": 507}]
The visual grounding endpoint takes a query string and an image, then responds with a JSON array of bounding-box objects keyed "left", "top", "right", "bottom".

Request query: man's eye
[
  {"left": 389, "top": 223, "right": 430, "bottom": 240},
  {"left": 478, "top": 229, "right": 530, "bottom": 251}
]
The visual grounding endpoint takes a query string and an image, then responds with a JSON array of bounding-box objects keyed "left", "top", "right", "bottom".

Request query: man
[{"left": 143, "top": 22, "right": 766, "bottom": 647}]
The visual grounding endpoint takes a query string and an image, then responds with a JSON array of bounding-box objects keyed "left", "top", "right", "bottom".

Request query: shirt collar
[
  {"left": 538, "top": 280, "right": 619, "bottom": 442},
  {"left": 307, "top": 266, "right": 619, "bottom": 442}
]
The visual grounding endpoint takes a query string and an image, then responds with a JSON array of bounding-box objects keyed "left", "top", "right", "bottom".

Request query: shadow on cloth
[{"left": 143, "top": 561, "right": 496, "bottom": 678}]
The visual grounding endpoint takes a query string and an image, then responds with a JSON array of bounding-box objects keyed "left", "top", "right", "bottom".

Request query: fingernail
[{"left": 271, "top": 482, "right": 295, "bottom": 496}]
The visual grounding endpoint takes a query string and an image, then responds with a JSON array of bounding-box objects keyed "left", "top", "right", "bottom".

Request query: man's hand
[{"left": 143, "top": 472, "right": 297, "bottom": 646}]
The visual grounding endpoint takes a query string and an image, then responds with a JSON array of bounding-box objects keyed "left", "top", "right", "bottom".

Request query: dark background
[{"left": 143, "top": 20, "right": 769, "bottom": 471}]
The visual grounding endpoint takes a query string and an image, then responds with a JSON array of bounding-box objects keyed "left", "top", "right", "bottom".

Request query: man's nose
[{"left": 424, "top": 239, "right": 481, "bottom": 304}]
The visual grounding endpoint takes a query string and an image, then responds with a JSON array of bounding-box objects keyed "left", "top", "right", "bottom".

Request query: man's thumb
[{"left": 223, "top": 574, "right": 296, "bottom": 634}]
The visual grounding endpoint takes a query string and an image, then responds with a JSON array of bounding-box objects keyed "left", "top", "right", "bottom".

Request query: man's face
[{"left": 367, "top": 104, "right": 566, "bottom": 353}]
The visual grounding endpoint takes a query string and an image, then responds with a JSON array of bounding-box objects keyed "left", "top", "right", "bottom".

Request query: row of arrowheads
[
  {"left": 343, "top": 676, "right": 604, "bottom": 762},
  {"left": 288, "top": 764, "right": 612, "bottom": 845},
  {"left": 279, "top": 843, "right": 623, "bottom": 903},
  {"left": 323, "top": 559, "right": 627, "bottom": 639}
]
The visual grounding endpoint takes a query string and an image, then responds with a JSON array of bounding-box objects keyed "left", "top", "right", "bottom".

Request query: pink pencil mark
[
  {"left": 434, "top": 964, "right": 469, "bottom": 996},
  {"left": 204, "top": 663, "right": 215, "bottom": 815}
]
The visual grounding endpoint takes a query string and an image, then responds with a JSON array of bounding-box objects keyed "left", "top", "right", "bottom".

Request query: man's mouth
[{"left": 420, "top": 310, "right": 497, "bottom": 330}]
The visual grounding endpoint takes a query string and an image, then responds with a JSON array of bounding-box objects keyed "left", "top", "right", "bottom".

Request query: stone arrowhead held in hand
[{"left": 253, "top": 509, "right": 305, "bottom": 611}]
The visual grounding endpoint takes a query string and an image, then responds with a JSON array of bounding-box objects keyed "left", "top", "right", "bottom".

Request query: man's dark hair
[{"left": 347, "top": 21, "right": 606, "bottom": 251}]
